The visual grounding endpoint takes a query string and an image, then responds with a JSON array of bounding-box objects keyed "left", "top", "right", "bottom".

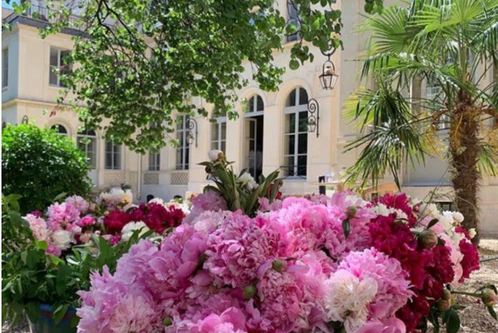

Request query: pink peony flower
[
  {"left": 205, "top": 212, "right": 288, "bottom": 287},
  {"left": 183, "top": 190, "right": 228, "bottom": 224},
  {"left": 182, "top": 307, "right": 247, "bottom": 333},
  {"left": 354, "top": 318, "right": 406, "bottom": 333},
  {"left": 338, "top": 249, "right": 413, "bottom": 320},
  {"left": 65, "top": 195, "right": 90, "bottom": 214},
  {"left": 45, "top": 244, "right": 62, "bottom": 257},
  {"left": 23, "top": 214, "right": 49, "bottom": 241},
  {"left": 46, "top": 202, "right": 81, "bottom": 231}
]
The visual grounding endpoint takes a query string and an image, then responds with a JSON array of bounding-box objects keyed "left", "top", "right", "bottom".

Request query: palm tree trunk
[{"left": 449, "top": 90, "right": 480, "bottom": 244}]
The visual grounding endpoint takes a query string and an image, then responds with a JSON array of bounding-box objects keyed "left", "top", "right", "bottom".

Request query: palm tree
[{"left": 344, "top": 0, "right": 498, "bottom": 243}]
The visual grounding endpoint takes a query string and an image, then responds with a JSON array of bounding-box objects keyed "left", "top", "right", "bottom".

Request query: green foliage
[
  {"left": 4, "top": 0, "right": 383, "bottom": 152},
  {"left": 2, "top": 124, "right": 92, "bottom": 214},
  {"left": 200, "top": 153, "right": 282, "bottom": 216},
  {"left": 1, "top": 194, "right": 151, "bottom": 327},
  {"left": 344, "top": 0, "right": 498, "bottom": 184}
]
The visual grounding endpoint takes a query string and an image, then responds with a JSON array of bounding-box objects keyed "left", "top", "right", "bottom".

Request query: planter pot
[{"left": 28, "top": 304, "right": 77, "bottom": 333}]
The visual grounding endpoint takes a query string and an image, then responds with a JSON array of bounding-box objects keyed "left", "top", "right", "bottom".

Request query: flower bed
[{"left": 76, "top": 153, "right": 496, "bottom": 333}]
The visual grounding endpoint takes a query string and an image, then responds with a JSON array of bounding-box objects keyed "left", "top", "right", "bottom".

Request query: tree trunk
[{"left": 449, "top": 90, "right": 480, "bottom": 245}]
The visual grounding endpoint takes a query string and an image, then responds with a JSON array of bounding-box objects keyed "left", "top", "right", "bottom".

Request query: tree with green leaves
[
  {"left": 5, "top": 0, "right": 383, "bottom": 153},
  {"left": 344, "top": 0, "right": 498, "bottom": 243}
]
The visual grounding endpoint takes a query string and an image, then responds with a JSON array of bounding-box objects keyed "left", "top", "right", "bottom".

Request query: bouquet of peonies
[
  {"left": 23, "top": 189, "right": 187, "bottom": 256},
  {"left": 76, "top": 155, "right": 495, "bottom": 333}
]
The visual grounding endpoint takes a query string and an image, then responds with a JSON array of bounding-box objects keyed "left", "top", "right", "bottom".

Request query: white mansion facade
[{"left": 2, "top": 1, "right": 497, "bottom": 236}]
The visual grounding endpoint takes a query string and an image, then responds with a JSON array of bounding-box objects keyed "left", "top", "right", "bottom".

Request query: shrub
[{"left": 2, "top": 124, "right": 92, "bottom": 214}]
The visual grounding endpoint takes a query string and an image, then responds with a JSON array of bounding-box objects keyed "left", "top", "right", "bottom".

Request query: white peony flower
[
  {"left": 237, "top": 172, "right": 259, "bottom": 191},
  {"left": 452, "top": 212, "right": 464, "bottom": 223},
  {"left": 52, "top": 230, "right": 72, "bottom": 250},
  {"left": 71, "top": 226, "right": 82, "bottom": 235},
  {"left": 121, "top": 221, "right": 150, "bottom": 242},
  {"left": 208, "top": 150, "right": 223, "bottom": 162},
  {"left": 325, "top": 270, "right": 378, "bottom": 333},
  {"left": 419, "top": 203, "right": 439, "bottom": 219},
  {"left": 469, "top": 228, "right": 477, "bottom": 239}
]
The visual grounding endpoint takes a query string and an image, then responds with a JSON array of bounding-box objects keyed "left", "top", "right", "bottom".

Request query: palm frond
[{"left": 477, "top": 141, "right": 498, "bottom": 176}]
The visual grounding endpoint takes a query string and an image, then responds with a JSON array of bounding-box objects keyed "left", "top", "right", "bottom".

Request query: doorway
[{"left": 244, "top": 115, "right": 264, "bottom": 181}]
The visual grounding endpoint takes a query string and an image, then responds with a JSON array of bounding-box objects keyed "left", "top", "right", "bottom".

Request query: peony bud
[
  {"left": 272, "top": 260, "right": 284, "bottom": 273},
  {"left": 346, "top": 206, "right": 357, "bottom": 219},
  {"left": 243, "top": 285, "right": 257, "bottom": 300},
  {"left": 442, "top": 289, "right": 452, "bottom": 300},
  {"left": 208, "top": 150, "right": 224, "bottom": 162},
  {"left": 469, "top": 228, "right": 477, "bottom": 239},
  {"left": 418, "top": 230, "right": 438, "bottom": 249},
  {"left": 437, "top": 298, "right": 451, "bottom": 311},
  {"left": 481, "top": 288, "right": 497, "bottom": 307},
  {"left": 163, "top": 317, "right": 172, "bottom": 326},
  {"left": 452, "top": 212, "right": 464, "bottom": 223}
]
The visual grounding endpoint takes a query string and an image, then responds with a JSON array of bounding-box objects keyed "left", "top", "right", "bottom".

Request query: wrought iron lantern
[
  {"left": 307, "top": 98, "right": 320, "bottom": 137},
  {"left": 186, "top": 118, "right": 198, "bottom": 147},
  {"left": 319, "top": 47, "right": 339, "bottom": 90},
  {"left": 21, "top": 115, "right": 29, "bottom": 124}
]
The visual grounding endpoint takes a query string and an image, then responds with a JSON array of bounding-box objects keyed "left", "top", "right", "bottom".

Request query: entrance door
[{"left": 244, "top": 115, "right": 263, "bottom": 180}]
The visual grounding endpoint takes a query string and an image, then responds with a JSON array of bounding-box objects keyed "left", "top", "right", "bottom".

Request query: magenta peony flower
[
  {"left": 77, "top": 215, "right": 96, "bottom": 228},
  {"left": 458, "top": 239, "right": 480, "bottom": 282},
  {"left": 103, "top": 210, "right": 133, "bottom": 234},
  {"left": 45, "top": 243, "right": 61, "bottom": 257}
]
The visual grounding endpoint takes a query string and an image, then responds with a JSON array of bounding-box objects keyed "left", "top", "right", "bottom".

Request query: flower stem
[{"left": 452, "top": 290, "right": 481, "bottom": 297}]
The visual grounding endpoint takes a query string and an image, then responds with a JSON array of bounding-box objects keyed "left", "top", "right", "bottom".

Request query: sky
[{"left": 2, "top": 0, "right": 16, "bottom": 10}]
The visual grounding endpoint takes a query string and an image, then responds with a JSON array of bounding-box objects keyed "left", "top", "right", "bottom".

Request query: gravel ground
[{"left": 3, "top": 240, "right": 498, "bottom": 333}]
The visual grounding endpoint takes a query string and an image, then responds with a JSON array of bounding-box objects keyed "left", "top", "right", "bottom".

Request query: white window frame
[
  {"left": 283, "top": 87, "right": 308, "bottom": 178},
  {"left": 49, "top": 47, "right": 71, "bottom": 87},
  {"left": 2, "top": 48, "right": 8, "bottom": 89},
  {"left": 77, "top": 130, "right": 97, "bottom": 170},
  {"left": 105, "top": 140, "right": 122, "bottom": 170},
  {"left": 176, "top": 115, "right": 190, "bottom": 170},
  {"left": 246, "top": 95, "right": 265, "bottom": 116},
  {"left": 149, "top": 149, "right": 160, "bottom": 171}
]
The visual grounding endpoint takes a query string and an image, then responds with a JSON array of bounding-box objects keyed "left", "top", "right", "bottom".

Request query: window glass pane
[
  {"left": 299, "top": 88, "right": 308, "bottom": 105},
  {"left": 49, "top": 70, "right": 58, "bottom": 85},
  {"left": 2, "top": 48, "right": 8, "bottom": 88},
  {"left": 248, "top": 97, "right": 254, "bottom": 113},
  {"left": 221, "top": 122, "right": 227, "bottom": 140},
  {"left": 285, "top": 156, "right": 295, "bottom": 176},
  {"left": 176, "top": 149, "right": 183, "bottom": 169},
  {"left": 211, "top": 123, "right": 218, "bottom": 141},
  {"left": 297, "top": 155, "right": 307, "bottom": 176},
  {"left": 285, "top": 134, "right": 295, "bottom": 155},
  {"left": 51, "top": 124, "right": 68, "bottom": 134},
  {"left": 256, "top": 96, "right": 264, "bottom": 111},
  {"left": 185, "top": 146, "right": 189, "bottom": 169},
  {"left": 285, "top": 113, "right": 295, "bottom": 134},
  {"left": 50, "top": 48, "right": 59, "bottom": 67},
  {"left": 287, "top": 1, "right": 298, "bottom": 19},
  {"left": 286, "top": 89, "right": 296, "bottom": 107},
  {"left": 221, "top": 141, "right": 226, "bottom": 153},
  {"left": 105, "top": 152, "right": 112, "bottom": 169},
  {"left": 298, "top": 133, "right": 307, "bottom": 154},
  {"left": 298, "top": 111, "right": 308, "bottom": 132},
  {"left": 211, "top": 141, "right": 218, "bottom": 150},
  {"left": 61, "top": 50, "right": 71, "bottom": 65}
]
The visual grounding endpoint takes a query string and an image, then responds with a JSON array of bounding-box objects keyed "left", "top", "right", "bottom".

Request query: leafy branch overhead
[{"left": 4, "top": 0, "right": 382, "bottom": 152}]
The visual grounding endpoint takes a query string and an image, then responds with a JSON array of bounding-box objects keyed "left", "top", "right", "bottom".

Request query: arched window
[
  {"left": 247, "top": 95, "right": 264, "bottom": 113},
  {"left": 77, "top": 129, "right": 97, "bottom": 169},
  {"left": 283, "top": 87, "right": 308, "bottom": 177},
  {"left": 176, "top": 115, "right": 190, "bottom": 170},
  {"left": 51, "top": 124, "right": 68, "bottom": 136}
]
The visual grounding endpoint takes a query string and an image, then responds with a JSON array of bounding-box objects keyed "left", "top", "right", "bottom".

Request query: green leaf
[
  {"left": 427, "top": 218, "right": 439, "bottom": 229},
  {"left": 25, "top": 301, "right": 40, "bottom": 324},
  {"left": 443, "top": 308, "right": 460, "bottom": 333},
  {"left": 53, "top": 192, "right": 68, "bottom": 202},
  {"left": 342, "top": 219, "right": 351, "bottom": 239},
  {"left": 289, "top": 59, "right": 300, "bottom": 70},
  {"left": 488, "top": 306, "right": 497, "bottom": 320},
  {"left": 53, "top": 303, "right": 70, "bottom": 324}
]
